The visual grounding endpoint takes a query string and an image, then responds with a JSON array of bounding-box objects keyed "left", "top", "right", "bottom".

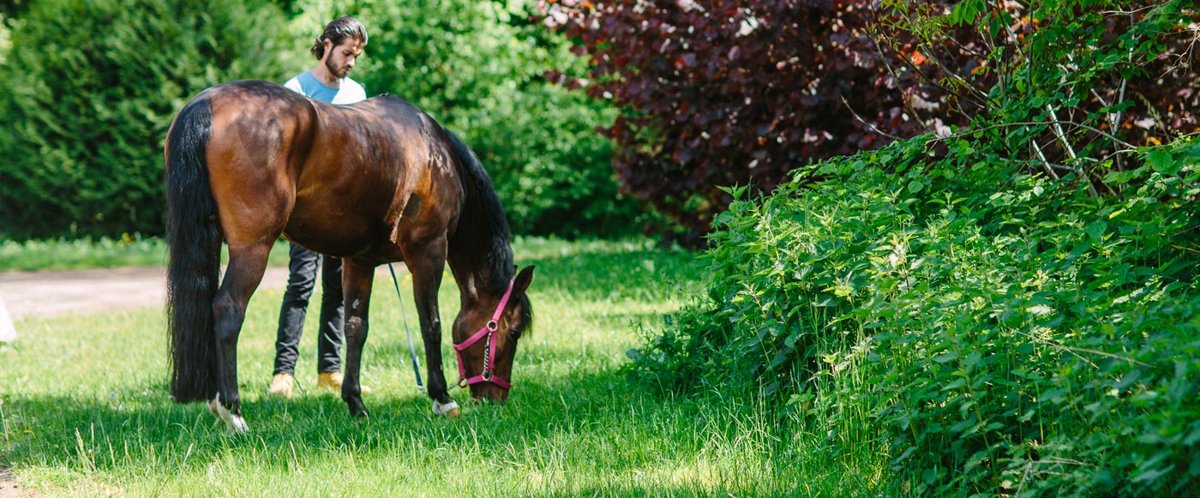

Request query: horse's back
[
  {"left": 287, "top": 94, "right": 465, "bottom": 260},
  {"left": 185, "top": 80, "right": 463, "bottom": 262}
]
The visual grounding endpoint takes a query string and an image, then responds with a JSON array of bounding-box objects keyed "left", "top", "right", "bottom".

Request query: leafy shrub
[
  {"left": 0, "top": 0, "right": 300, "bottom": 239},
  {"left": 0, "top": 0, "right": 638, "bottom": 240},
  {"left": 543, "top": 1, "right": 1197, "bottom": 243},
  {"left": 634, "top": 136, "right": 1200, "bottom": 494}
]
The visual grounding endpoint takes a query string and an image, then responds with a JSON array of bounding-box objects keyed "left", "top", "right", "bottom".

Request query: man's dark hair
[{"left": 311, "top": 17, "right": 368, "bottom": 60}]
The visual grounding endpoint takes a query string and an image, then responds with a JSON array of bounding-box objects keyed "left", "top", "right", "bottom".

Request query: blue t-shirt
[{"left": 283, "top": 71, "right": 366, "bottom": 104}]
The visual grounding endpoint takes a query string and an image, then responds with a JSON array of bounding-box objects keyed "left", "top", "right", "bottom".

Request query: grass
[
  {"left": 0, "top": 238, "right": 884, "bottom": 496},
  {"left": 0, "top": 236, "right": 293, "bottom": 272}
]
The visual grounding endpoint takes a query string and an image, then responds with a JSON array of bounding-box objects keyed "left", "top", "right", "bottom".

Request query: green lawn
[
  {"left": 0, "top": 238, "right": 881, "bottom": 496},
  {"left": 0, "top": 237, "right": 294, "bottom": 272}
]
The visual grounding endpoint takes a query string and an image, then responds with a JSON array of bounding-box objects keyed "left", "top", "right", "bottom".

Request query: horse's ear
[{"left": 512, "top": 265, "right": 535, "bottom": 299}]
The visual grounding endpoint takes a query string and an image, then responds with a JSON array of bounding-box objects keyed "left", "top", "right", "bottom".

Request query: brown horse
[{"left": 164, "top": 80, "right": 534, "bottom": 433}]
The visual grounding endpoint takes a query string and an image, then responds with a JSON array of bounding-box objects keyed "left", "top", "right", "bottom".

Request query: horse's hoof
[
  {"left": 226, "top": 414, "right": 250, "bottom": 435},
  {"left": 433, "top": 400, "right": 460, "bottom": 418},
  {"left": 209, "top": 395, "right": 250, "bottom": 435},
  {"left": 346, "top": 398, "right": 369, "bottom": 418}
]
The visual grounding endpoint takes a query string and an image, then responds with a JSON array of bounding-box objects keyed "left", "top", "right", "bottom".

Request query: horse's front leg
[
  {"left": 405, "top": 239, "right": 458, "bottom": 417},
  {"left": 209, "top": 243, "right": 270, "bottom": 434},
  {"left": 340, "top": 258, "right": 376, "bottom": 417}
]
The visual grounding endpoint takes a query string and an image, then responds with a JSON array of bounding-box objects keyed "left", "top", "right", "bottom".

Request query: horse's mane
[
  {"left": 443, "top": 126, "right": 534, "bottom": 336},
  {"left": 443, "top": 128, "right": 515, "bottom": 294}
]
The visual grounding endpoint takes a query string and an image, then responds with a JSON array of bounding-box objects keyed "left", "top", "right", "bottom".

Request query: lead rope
[{"left": 388, "top": 263, "right": 425, "bottom": 393}]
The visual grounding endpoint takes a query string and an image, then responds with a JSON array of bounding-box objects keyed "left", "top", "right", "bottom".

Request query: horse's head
[{"left": 452, "top": 265, "right": 535, "bottom": 402}]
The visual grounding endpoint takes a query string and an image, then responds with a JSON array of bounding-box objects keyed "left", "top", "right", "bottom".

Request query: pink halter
[{"left": 453, "top": 279, "right": 515, "bottom": 390}]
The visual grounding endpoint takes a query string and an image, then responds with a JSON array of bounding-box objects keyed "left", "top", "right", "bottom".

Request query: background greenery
[
  {"left": 0, "top": 14, "right": 10, "bottom": 64},
  {"left": 0, "top": 0, "right": 303, "bottom": 239},
  {"left": 0, "top": 0, "right": 637, "bottom": 240},
  {"left": 0, "top": 236, "right": 296, "bottom": 272}
]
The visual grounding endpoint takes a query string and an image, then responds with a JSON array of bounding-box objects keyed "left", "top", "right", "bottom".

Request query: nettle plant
[{"left": 637, "top": 134, "right": 1200, "bottom": 495}]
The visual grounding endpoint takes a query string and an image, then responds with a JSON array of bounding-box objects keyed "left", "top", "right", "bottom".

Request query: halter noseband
[{"left": 452, "top": 279, "right": 515, "bottom": 390}]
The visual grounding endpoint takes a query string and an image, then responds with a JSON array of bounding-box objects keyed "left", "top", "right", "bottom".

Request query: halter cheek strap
[{"left": 452, "top": 279, "right": 515, "bottom": 390}]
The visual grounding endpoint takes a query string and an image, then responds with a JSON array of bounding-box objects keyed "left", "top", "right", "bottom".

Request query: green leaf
[
  {"left": 933, "top": 351, "right": 959, "bottom": 364},
  {"left": 947, "top": 0, "right": 985, "bottom": 26},
  {"left": 1085, "top": 221, "right": 1107, "bottom": 243},
  {"left": 1146, "top": 148, "right": 1179, "bottom": 174}
]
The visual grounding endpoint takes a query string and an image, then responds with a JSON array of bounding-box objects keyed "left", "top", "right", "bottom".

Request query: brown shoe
[
  {"left": 268, "top": 373, "right": 295, "bottom": 398},
  {"left": 318, "top": 372, "right": 370, "bottom": 393}
]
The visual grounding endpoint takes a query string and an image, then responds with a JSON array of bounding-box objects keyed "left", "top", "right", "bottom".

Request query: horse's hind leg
[
  {"left": 209, "top": 242, "right": 272, "bottom": 433},
  {"left": 340, "top": 258, "right": 376, "bottom": 417}
]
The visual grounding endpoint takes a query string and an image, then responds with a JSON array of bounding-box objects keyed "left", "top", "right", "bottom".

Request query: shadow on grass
[
  {"left": 0, "top": 241, "right": 811, "bottom": 494},
  {"left": 353, "top": 242, "right": 702, "bottom": 389},
  {"left": 0, "top": 361, "right": 800, "bottom": 496},
  {"left": 3, "top": 362, "right": 643, "bottom": 455}
]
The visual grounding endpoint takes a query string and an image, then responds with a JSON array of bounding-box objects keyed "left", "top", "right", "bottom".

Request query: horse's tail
[{"left": 164, "top": 95, "right": 221, "bottom": 403}]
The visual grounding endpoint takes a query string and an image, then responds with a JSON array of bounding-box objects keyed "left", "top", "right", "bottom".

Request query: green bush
[
  {"left": 0, "top": 0, "right": 300, "bottom": 239},
  {"left": 289, "top": 0, "right": 642, "bottom": 238},
  {"left": 633, "top": 137, "right": 1200, "bottom": 495}
]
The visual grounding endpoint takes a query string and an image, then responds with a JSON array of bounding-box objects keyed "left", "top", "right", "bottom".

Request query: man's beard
[{"left": 325, "top": 57, "right": 348, "bottom": 79}]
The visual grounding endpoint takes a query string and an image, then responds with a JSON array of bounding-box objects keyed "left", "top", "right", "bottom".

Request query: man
[{"left": 268, "top": 16, "right": 369, "bottom": 398}]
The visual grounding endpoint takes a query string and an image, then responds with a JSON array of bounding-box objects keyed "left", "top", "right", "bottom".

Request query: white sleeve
[
  {"left": 333, "top": 79, "right": 367, "bottom": 104},
  {"left": 283, "top": 77, "right": 303, "bottom": 94}
]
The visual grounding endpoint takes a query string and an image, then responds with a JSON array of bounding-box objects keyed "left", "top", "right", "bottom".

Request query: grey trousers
[{"left": 273, "top": 243, "right": 344, "bottom": 375}]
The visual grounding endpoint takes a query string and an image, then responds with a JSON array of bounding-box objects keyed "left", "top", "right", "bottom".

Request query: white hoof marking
[
  {"left": 432, "top": 400, "right": 460, "bottom": 417},
  {"left": 209, "top": 394, "right": 250, "bottom": 435}
]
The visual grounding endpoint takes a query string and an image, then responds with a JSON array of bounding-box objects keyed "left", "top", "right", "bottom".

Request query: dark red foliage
[{"left": 540, "top": 0, "right": 971, "bottom": 244}]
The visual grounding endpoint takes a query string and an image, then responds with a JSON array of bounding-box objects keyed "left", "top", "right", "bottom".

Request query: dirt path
[
  {"left": 0, "top": 264, "right": 408, "bottom": 320},
  {"left": 0, "top": 466, "right": 28, "bottom": 498},
  {"left": 0, "top": 266, "right": 292, "bottom": 319}
]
